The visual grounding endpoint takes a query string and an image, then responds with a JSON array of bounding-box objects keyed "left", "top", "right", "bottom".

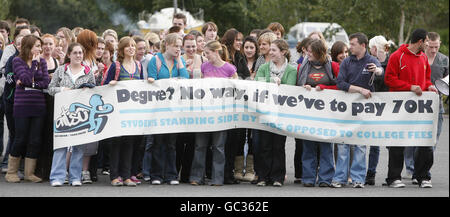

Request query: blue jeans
[
  {"left": 142, "top": 135, "right": 153, "bottom": 178},
  {"left": 50, "top": 145, "right": 84, "bottom": 184},
  {"left": 190, "top": 131, "right": 226, "bottom": 185},
  {"left": 333, "top": 144, "right": 366, "bottom": 184},
  {"left": 1, "top": 108, "right": 14, "bottom": 169},
  {"left": 367, "top": 146, "right": 380, "bottom": 174},
  {"left": 302, "top": 140, "right": 335, "bottom": 185},
  {"left": 151, "top": 134, "right": 178, "bottom": 182},
  {"left": 404, "top": 147, "right": 415, "bottom": 174}
]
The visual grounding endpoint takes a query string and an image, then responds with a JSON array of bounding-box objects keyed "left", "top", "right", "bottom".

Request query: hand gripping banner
[{"left": 53, "top": 78, "right": 439, "bottom": 150}]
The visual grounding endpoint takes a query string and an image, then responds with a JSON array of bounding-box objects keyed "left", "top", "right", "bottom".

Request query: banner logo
[{"left": 54, "top": 94, "right": 114, "bottom": 135}]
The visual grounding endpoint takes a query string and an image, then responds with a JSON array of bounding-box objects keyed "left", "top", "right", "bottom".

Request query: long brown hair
[
  {"left": 117, "top": 36, "right": 136, "bottom": 63},
  {"left": 330, "top": 41, "right": 347, "bottom": 62},
  {"left": 221, "top": 28, "right": 242, "bottom": 60},
  {"left": 77, "top": 29, "right": 98, "bottom": 63},
  {"left": 309, "top": 39, "right": 328, "bottom": 64},
  {"left": 19, "top": 34, "right": 43, "bottom": 62}
]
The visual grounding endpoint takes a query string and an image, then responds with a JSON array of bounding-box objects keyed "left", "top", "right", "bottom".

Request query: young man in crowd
[{"left": 384, "top": 28, "right": 438, "bottom": 188}]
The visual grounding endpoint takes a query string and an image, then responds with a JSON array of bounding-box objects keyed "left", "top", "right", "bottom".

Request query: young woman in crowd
[
  {"left": 366, "top": 35, "right": 392, "bottom": 186},
  {"left": 94, "top": 37, "right": 106, "bottom": 84},
  {"left": 48, "top": 42, "right": 96, "bottom": 187},
  {"left": 0, "top": 33, "right": 24, "bottom": 173},
  {"left": 75, "top": 29, "right": 100, "bottom": 184},
  {"left": 221, "top": 28, "right": 243, "bottom": 65},
  {"left": 147, "top": 33, "right": 189, "bottom": 185},
  {"left": 254, "top": 32, "right": 277, "bottom": 73},
  {"left": 182, "top": 34, "right": 204, "bottom": 78},
  {"left": 297, "top": 39, "right": 340, "bottom": 187},
  {"left": 231, "top": 35, "right": 259, "bottom": 182},
  {"left": 330, "top": 41, "right": 349, "bottom": 65},
  {"left": 144, "top": 32, "right": 160, "bottom": 55},
  {"left": 5, "top": 34, "right": 49, "bottom": 183},
  {"left": 174, "top": 34, "right": 204, "bottom": 183},
  {"left": 188, "top": 30, "right": 207, "bottom": 57},
  {"left": 254, "top": 39, "right": 297, "bottom": 187},
  {"left": 329, "top": 40, "right": 349, "bottom": 171},
  {"left": 36, "top": 34, "right": 60, "bottom": 181},
  {"left": 103, "top": 36, "right": 144, "bottom": 187},
  {"left": 189, "top": 40, "right": 238, "bottom": 186},
  {"left": 85, "top": 36, "right": 106, "bottom": 182},
  {"left": 292, "top": 37, "right": 316, "bottom": 184},
  {"left": 251, "top": 32, "right": 277, "bottom": 184},
  {"left": 94, "top": 41, "right": 116, "bottom": 178},
  {"left": 236, "top": 36, "right": 259, "bottom": 80},
  {"left": 296, "top": 37, "right": 314, "bottom": 65},
  {"left": 102, "top": 29, "right": 119, "bottom": 52},
  {"left": 100, "top": 41, "right": 114, "bottom": 84},
  {"left": 220, "top": 28, "right": 245, "bottom": 184},
  {"left": 55, "top": 27, "right": 75, "bottom": 63},
  {"left": 267, "top": 22, "right": 285, "bottom": 39}
]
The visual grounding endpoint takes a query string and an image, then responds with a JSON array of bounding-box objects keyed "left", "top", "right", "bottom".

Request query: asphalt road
[{"left": 0, "top": 116, "right": 448, "bottom": 197}]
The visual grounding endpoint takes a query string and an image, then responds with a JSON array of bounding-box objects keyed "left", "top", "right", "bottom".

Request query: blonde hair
[
  {"left": 57, "top": 27, "right": 76, "bottom": 43},
  {"left": 205, "top": 40, "right": 229, "bottom": 62},
  {"left": 144, "top": 32, "right": 160, "bottom": 45},
  {"left": 369, "top": 35, "right": 394, "bottom": 52},
  {"left": 102, "top": 29, "right": 118, "bottom": 42},
  {"left": 258, "top": 32, "right": 277, "bottom": 45},
  {"left": 117, "top": 36, "right": 136, "bottom": 63},
  {"left": 0, "top": 34, "right": 5, "bottom": 50},
  {"left": 160, "top": 33, "right": 182, "bottom": 53}
]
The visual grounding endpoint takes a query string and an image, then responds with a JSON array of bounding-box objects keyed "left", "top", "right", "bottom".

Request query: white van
[{"left": 287, "top": 22, "right": 349, "bottom": 49}]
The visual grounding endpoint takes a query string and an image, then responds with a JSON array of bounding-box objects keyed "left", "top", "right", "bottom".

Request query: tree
[{"left": 0, "top": 0, "right": 11, "bottom": 20}]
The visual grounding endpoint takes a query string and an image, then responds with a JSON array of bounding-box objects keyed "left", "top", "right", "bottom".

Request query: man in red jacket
[{"left": 384, "top": 28, "right": 438, "bottom": 188}]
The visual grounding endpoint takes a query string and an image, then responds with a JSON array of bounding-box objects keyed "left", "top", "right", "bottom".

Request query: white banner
[{"left": 53, "top": 78, "right": 439, "bottom": 150}]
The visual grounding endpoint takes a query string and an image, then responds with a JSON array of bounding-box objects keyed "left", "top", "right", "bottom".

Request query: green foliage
[
  {"left": 1, "top": 0, "right": 448, "bottom": 50},
  {"left": 0, "top": 0, "right": 11, "bottom": 20}
]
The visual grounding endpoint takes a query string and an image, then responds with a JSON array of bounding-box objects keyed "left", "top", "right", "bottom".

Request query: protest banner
[{"left": 53, "top": 78, "right": 439, "bottom": 149}]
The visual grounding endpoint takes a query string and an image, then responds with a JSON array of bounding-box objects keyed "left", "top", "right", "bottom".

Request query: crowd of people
[{"left": 0, "top": 14, "right": 447, "bottom": 189}]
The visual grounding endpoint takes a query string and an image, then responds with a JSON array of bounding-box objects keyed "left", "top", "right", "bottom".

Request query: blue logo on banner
[{"left": 54, "top": 94, "right": 114, "bottom": 135}]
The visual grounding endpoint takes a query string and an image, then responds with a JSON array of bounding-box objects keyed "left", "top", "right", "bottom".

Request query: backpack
[{"left": 101, "top": 61, "right": 141, "bottom": 85}]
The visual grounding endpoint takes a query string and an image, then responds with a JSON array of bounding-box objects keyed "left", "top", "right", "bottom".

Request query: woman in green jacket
[{"left": 254, "top": 39, "right": 296, "bottom": 187}]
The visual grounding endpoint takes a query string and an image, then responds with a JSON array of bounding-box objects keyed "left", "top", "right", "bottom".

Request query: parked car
[{"left": 287, "top": 22, "right": 349, "bottom": 49}]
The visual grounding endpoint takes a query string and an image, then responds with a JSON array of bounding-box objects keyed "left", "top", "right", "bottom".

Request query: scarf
[{"left": 269, "top": 58, "right": 288, "bottom": 80}]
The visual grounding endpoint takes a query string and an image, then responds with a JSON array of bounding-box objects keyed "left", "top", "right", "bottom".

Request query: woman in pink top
[{"left": 189, "top": 40, "right": 236, "bottom": 186}]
